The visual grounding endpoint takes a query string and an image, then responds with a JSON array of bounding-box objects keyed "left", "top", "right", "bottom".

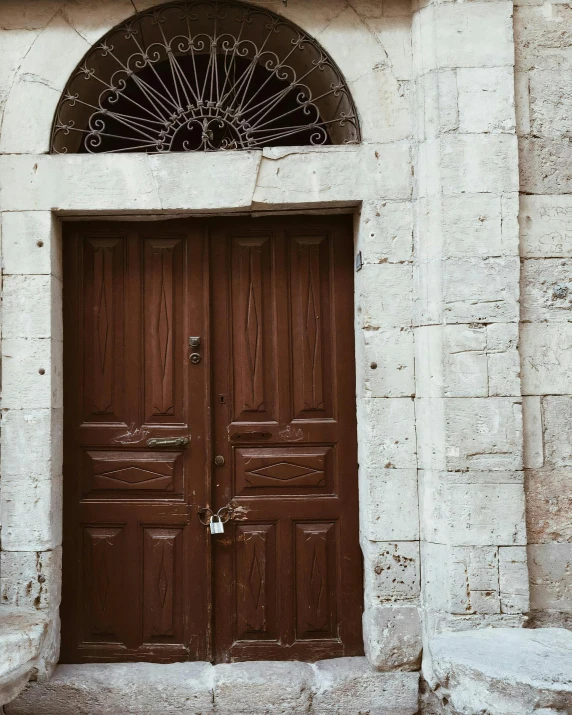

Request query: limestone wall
[
  {"left": 410, "top": 0, "right": 529, "bottom": 646},
  {"left": 0, "top": 0, "right": 569, "bottom": 690},
  {"left": 515, "top": 0, "right": 572, "bottom": 629}
]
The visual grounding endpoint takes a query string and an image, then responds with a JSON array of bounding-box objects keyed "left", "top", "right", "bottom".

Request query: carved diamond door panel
[
  {"left": 62, "top": 216, "right": 362, "bottom": 664},
  {"left": 62, "top": 224, "right": 209, "bottom": 663},
  {"left": 211, "top": 216, "right": 363, "bottom": 662}
]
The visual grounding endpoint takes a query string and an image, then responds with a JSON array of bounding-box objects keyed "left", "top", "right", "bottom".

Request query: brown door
[{"left": 61, "top": 216, "right": 362, "bottom": 664}]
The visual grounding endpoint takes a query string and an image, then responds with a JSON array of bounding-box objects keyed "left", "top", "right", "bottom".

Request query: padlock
[{"left": 210, "top": 515, "right": 224, "bottom": 535}]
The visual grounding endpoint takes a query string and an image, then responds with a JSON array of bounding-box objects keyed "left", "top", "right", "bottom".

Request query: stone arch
[{"left": 50, "top": 0, "right": 361, "bottom": 153}]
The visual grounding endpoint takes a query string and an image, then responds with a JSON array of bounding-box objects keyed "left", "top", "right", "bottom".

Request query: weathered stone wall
[
  {"left": 0, "top": 2, "right": 570, "bottom": 707},
  {"left": 411, "top": 0, "right": 529, "bottom": 649},
  {"left": 515, "top": 0, "right": 572, "bottom": 629}
]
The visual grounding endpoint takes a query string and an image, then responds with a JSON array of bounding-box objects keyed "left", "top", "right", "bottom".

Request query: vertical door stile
[
  {"left": 274, "top": 230, "right": 295, "bottom": 649},
  {"left": 209, "top": 224, "right": 234, "bottom": 663},
  {"left": 201, "top": 220, "right": 214, "bottom": 662},
  {"left": 125, "top": 231, "right": 142, "bottom": 652}
]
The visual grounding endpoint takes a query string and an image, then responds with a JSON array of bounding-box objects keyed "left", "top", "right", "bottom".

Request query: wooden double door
[{"left": 61, "top": 216, "right": 362, "bottom": 664}]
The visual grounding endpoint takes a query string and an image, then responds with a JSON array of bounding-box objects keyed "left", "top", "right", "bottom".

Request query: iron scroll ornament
[{"left": 50, "top": 0, "right": 361, "bottom": 154}]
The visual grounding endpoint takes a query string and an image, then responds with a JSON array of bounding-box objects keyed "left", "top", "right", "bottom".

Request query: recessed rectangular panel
[
  {"left": 83, "top": 450, "right": 183, "bottom": 497},
  {"left": 235, "top": 523, "right": 277, "bottom": 641},
  {"left": 82, "top": 237, "right": 125, "bottom": 421},
  {"left": 143, "top": 237, "right": 185, "bottom": 423},
  {"left": 235, "top": 447, "right": 333, "bottom": 496},
  {"left": 142, "top": 528, "right": 183, "bottom": 643},
  {"left": 230, "top": 236, "right": 276, "bottom": 422},
  {"left": 82, "top": 526, "right": 126, "bottom": 644},
  {"left": 295, "top": 522, "right": 336, "bottom": 640},
  {"left": 289, "top": 235, "right": 333, "bottom": 419}
]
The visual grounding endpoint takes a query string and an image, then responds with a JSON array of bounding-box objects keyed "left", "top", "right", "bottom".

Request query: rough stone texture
[
  {"left": 357, "top": 328, "right": 415, "bottom": 399},
  {"left": 422, "top": 544, "right": 530, "bottom": 619},
  {"left": 542, "top": 396, "right": 572, "bottom": 467},
  {"left": 419, "top": 471, "right": 526, "bottom": 547},
  {"left": 357, "top": 263, "right": 413, "bottom": 330},
  {"left": 414, "top": 324, "right": 520, "bottom": 399},
  {"left": 1, "top": 548, "right": 62, "bottom": 613},
  {"left": 525, "top": 468, "right": 572, "bottom": 544},
  {"left": 416, "top": 398, "right": 523, "bottom": 473},
  {"left": 414, "top": 257, "right": 520, "bottom": 326},
  {"left": 362, "top": 541, "right": 421, "bottom": 606},
  {"left": 457, "top": 68, "right": 515, "bottom": 135},
  {"left": 528, "top": 544, "right": 572, "bottom": 613},
  {"left": 360, "top": 468, "right": 419, "bottom": 542},
  {"left": 213, "top": 661, "right": 313, "bottom": 714},
  {"left": 358, "top": 398, "right": 417, "bottom": 470},
  {"left": 363, "top": 605, "right": 422, "bottom": 672},
  {"left": 7, "top": 663, "right": 215, "bottom": 715},
  {"left": 0, "top": 607, "right": 48, "bottom": 706},
  {"left": 514, "top": 18, "right": 572, "bottom": 628},
  {"left": 515, "top": 0, "right": 572, "bottom": 441},
  {"left": 521, "top": 323, "right": 572, "bottom": 396},
  {"left": 7, "top": 659, "right": 421, "bottom": 715},
  {"left": 428, "top": 628, "right": 572, "bottom": 715},
  {"left": 0, "top": 212, "right": 62, "bottom": 277},
  {"left": 499, "top": 547, "right": 531, "bottom": 614},
  {"left": 521, "top": 258, "right": 572, "bottom": 323},
  {"left": 519, "top": 195, "right": 572, "bottom": 258},
  {"left": 312, "top": 659, "right": 419, "bottom": 714},
  {"left": 357, "top": 200, "right": 413, "bottom": 265}
]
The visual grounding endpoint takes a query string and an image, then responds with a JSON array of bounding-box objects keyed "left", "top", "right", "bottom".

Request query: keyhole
[{"left": 219, "top": 394, "right": 226, "bottom": 404}]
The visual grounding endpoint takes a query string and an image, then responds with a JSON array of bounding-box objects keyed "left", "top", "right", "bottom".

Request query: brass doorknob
[{"left": 214, "top": 455, "right": 225, "bottom": 466}]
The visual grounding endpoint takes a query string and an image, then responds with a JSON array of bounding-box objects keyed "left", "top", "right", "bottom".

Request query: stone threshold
[{"left": 6, "top": 657, "right": 419, "bottom": 715}]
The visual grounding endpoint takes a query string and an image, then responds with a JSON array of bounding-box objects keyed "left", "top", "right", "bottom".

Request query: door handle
[
  {"left": 146, "top": 436, "right": 189, "bottom": 448},
  {"left": 230, "top": 431, "right": 272, "bottom": 441}
]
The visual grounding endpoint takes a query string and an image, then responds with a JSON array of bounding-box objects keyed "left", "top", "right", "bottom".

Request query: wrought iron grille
[{"left": 51, "top": 0, "right": 360, "bottom": 153}]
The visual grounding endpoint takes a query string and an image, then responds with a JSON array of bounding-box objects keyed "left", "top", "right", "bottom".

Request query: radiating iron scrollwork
[{"left": 50, "top": 0, "right": 360, "bottom": 153}]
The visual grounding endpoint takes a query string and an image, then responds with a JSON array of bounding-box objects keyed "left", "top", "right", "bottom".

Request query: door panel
[
  {"left": 235, "top": 523, "right": 277, "bottom": 641},
  {"left": 230, "top": 235, "right": 276, "bottom": 422},
  {"left": 143, "top": 237, "right": 185, "bottom": 422},
  {"left": 142, "top": 527, "right": 184, "bottom": 643},
  {"left": 290, "top": 235, "right": 332, "bottom": 418},
  {"left": 83, "top": 450, "right": 184, "bottom": 497},
  {"left": 62, "top": 216, "right": 362, "bottom": 664},
  {"left": 211, "top": 216, "right": 363, "bottom": 662},
  {"left": 294, "top": 521, "right": 336, "bottom": 639},
  {"left": 234, "top": 447, "right": 333, "bottom": 495},
  {"left": 62, "top": 224, "right": 210, "bottom": 663}
]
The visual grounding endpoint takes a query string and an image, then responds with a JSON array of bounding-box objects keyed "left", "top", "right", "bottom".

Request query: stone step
[
  {"left": 428, "top": 627, "right": 572, "bottom": 715},
  {"left": 6, "top": 657, "right": 419, "bottom": 715},
  {"left": 0, "top": 607, "right": 48, "bottom": 707}
]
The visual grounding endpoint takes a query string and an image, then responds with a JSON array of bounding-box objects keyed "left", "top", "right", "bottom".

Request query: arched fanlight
[{"left": 51, "top": 0, "right": 360, "bottom": 153}]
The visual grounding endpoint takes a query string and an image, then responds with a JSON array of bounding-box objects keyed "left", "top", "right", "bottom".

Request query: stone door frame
[{"left": 0, "top": 142, "right": 416, "bottom": 674}]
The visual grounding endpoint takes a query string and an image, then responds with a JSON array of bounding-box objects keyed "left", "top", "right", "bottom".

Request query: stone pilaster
[
  {"left": 411, "top": 0, "right": 529, "bottom": 640},
  {"left": 0, "top": 211, "right": 63, "bottom": 676}
]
